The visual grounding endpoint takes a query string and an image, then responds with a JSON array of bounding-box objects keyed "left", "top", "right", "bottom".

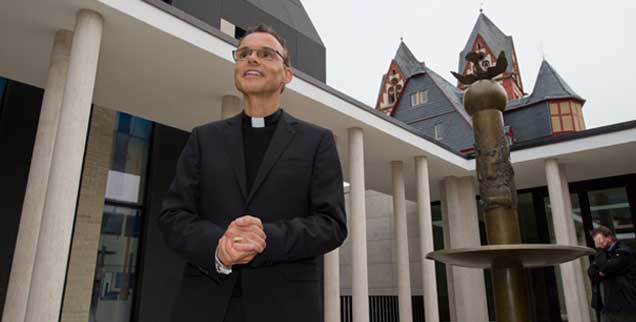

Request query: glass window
[
  {"left": 545, "top": 193, "right": 595, "bottom": 321},
  {"left": 91, "top": 112, "right": 152, "bottom": 322},
  {"left": 550, "top": 101, "right": 579, "bottom": 134},
  {"left": 106, "top": 113, "right": 152, "bottom": 204},
  {"left": 410, "top": 91, "right": 428, "bottom": 107},
  {"left": 91, "top": 205, "right": 142, "bottom": 322},
  {"left": 588, "top": 187, "right": 635, "bottom": 250}
]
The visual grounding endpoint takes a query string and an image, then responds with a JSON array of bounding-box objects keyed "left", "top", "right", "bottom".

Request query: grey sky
[{"left": 301, "top": 0, "right": 636, "bottom": 128}]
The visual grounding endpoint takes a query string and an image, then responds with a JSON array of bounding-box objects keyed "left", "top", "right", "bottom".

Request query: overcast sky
[{"left": 301, "top": 0, "right": 636, "bottom": 128}]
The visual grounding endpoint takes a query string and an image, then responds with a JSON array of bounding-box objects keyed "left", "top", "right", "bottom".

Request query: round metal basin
[{"left": 426, "top": 244, "right": 595, "bottom": 269}]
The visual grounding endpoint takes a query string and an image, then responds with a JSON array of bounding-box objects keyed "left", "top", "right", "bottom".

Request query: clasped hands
[{"left": 217, "top": 215, "right": 267, "bottom": 266}]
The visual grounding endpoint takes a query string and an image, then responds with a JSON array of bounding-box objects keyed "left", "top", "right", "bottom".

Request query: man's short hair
[
  {"left": 591, "top": 225, "right": 616, "bottom": 238},
  {"left": 239, "top": 24, "right": 291, "bottom": 67}
]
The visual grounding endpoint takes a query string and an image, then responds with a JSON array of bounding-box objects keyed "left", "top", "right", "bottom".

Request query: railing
[{"left": 340, "top": 296, "right": 426, "bottom": 322}]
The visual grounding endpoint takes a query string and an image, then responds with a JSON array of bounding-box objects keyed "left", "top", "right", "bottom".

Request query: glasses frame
[{"left": 232, "top": 47, "right": 288, "bottom": 66}]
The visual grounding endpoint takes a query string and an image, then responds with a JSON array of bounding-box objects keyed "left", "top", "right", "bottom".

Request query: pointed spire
[
  {"left": 393, "top": 40, "right": 425, "bottom": 78},
  {"left": 459, "top": 12, "right": 514, "bottom": 75},
  {"left": 527, "top": 60, "right": 584, "bottom": 104}
]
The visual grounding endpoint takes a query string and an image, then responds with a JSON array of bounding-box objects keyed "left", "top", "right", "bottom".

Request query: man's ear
[{"left": 282, "top": 66, "right": 293, "bottom": 85}]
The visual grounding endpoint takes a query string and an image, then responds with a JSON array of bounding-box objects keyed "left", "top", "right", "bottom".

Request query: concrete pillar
[
  {"left": 545, "top": 158, "right": 591, "bottom": 322},
  {"left": 414, "top": 156, "right": 439, "bottom": 322},
  {"left": 324, "top": 249, "right": 340, "bottom": 322},
  {"left": 440, "top": 176, "right": 488, "bottom": 322},
  {"left": 221, "top": 95, "right": 241, "bottom": 119},
  {"left": 24, "top": 10, "right": 103, "bottom": 322},
  {"left": 348, "top": 127, "right": 369, "bottom": 322},
  {"left": 2, "top": 29, "right": 73, "bottom": 322},
  {"left": 391, "top": 161, "right": 413, "bottom": 322}
]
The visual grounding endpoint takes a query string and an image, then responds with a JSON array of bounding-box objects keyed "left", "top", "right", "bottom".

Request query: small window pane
[
  {"left": 411, "top": 93, "right": 417, "bottom": 106},
  {"left": 552, "top": 116, "right": 561, "bottom": 132},
  {"left": 560, "top": 102, "right": 571, "bottom": 114},
  {"left": 549, "top": 103, "right": 559, "bottom": 115},
  {"left": 562, "top": 115, "right": 573, "bottom": 131}
]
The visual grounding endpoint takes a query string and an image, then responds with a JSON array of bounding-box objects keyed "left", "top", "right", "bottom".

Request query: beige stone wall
[
  {"left": 60, "top": 105, "right": 115, "bottom": 322},
  {"left": 340, "top": 189, "right": 422, "bottom": 296}
]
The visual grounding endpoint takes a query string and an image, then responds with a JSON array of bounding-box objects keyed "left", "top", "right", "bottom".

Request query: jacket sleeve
[
  {"left": 158, "top": 127, "right": 225, "bottom": 282},
  {"left": 251, "top": 130, "right": 348, "bottom": 266},
  {"left": 588, "top": 255, "right": 603, "bottom": 283},
  {"left": 600, "top": 248, "right": 633, "bottom": 277}
]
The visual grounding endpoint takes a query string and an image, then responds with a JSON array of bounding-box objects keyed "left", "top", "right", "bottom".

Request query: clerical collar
[{"left": 241, "top": 109, "right": 283, "bottom": 128}]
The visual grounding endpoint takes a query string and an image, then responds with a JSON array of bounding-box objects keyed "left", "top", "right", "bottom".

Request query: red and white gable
[
  {"left": 376, "top": 60, "right": 406, "bottom": 115},
  {"left": 459, "top": 34, "right": 524, "bottom": 101}
]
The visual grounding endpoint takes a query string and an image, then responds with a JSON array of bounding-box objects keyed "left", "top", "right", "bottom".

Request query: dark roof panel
[
  {"left": 459, "top": 13, "right": 514, "bottom": 74},
  {"left": 425, "top": 67, "right": 472, "bottom": 125},
  {"left": 394, "top": 41, "right": 426, "bottom": 78},
  {"left": 529, "top": 60, "right": 585, "bottom": 103},
  {"left": 506, "top": 60, "right": 585, "bottom": 111},
  {"left": 246, "top": 0, "right": 323, "bottom": 45}
]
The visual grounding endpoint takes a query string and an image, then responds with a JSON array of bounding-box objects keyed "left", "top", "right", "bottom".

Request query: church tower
[
  {"left": 458, "top": 13, "right": 524, "bottom": 101},
  {"left": 375, "top": 40, "right": 425, "bottom": 115}
]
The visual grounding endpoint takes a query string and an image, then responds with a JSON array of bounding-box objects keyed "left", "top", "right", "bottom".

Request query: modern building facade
[{"left": 1, "top": 1, "right": 635, "bottom": 322}]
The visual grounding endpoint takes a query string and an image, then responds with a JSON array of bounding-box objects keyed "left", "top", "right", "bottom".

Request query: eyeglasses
[{"left": 232, "top": 47, "right": 287, "bottom": 65}]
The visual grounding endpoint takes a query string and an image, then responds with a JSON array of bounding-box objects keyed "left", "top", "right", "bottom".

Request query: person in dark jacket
[
  {"left": 158, "top": 24, "right": 347, "bottom": 322},
  {"left": 588, "top": 225, "right": 636, "bottom": 322}
]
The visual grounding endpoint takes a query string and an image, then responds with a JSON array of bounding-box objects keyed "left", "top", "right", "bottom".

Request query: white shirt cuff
[{"left": 214, "top": 245, "right": 232, "bottom": 275}]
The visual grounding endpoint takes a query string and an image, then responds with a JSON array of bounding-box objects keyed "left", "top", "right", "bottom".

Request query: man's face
[
  {"left": 234, "top": 32, "right": 292, "bottom": 96},
  {"left": 593, "top": 234, "right": 611, "bottom": 250}
]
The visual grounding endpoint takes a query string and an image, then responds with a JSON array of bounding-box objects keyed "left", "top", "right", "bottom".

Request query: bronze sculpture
[{"left": 427, "top": 51, "right": 593, "bottom": 322}]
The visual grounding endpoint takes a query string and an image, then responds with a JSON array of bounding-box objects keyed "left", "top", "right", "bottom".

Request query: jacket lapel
[
  {"left": 246, "top": 111, "right": 297, "bottom": 204},
  {"left": 221, "top": 114, "right": 248, "bottom": 201}
]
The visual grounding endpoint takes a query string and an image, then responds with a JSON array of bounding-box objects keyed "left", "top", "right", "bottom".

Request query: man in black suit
[
  {"left": 158, "top": 24, "right": 347, "bottom": 322},
  {"left": 587, "top": 226, "right": 636, "bottom": 322}
]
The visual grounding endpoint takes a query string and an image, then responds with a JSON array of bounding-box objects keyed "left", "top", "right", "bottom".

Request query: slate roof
[
  {"left": 506, "top": 60, "right": 585, "bottom": 111},
  {"left": 381, "top": 41, "right": 472, "bottom": 125},
  {"left": 459, "top": 13, "right": 515, "bottom": 75},
  {"left": 394, "top": 41, "right": 427, "bottom": 78},
  {"left": 424, "top": 67, "right": 472, "bottom": 125},
  {"left": 246, "top": 0, "right": 323, "bottom": 45}
]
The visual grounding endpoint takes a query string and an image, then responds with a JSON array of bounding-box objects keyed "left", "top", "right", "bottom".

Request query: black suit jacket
[{"left": 158, "top": 110, "right": 347, "bottom": 322}]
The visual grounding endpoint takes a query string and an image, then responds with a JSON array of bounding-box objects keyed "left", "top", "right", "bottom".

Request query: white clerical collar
[
  {"left": 251, "top": 117, "right": 265, "bottom": 128},
  {"left": 242, "top": 109, "right": 283, "bottom": 128}
]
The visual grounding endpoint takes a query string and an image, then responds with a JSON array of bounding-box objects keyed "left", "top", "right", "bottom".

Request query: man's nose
[{"left": 247, "top": 50, "right": 260, "bottom": 63}]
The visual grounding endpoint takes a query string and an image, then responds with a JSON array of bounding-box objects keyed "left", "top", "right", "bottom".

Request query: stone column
[
  {"left": 545, "top": 158, "right": 591, "bottom": 322},
  {"left": 221, "top": 95, "right": 241, "bottom": 119},
  {"left": 391, "top": 161, "right": 413, "bottom": 322},
  {"left": 2, "top": 29, "right": 73, "bottom": 322},
  {"left": 348, "top": 127, "right": 369, "bottom": 322},
  {"left": 414, "top": 156, "right": 439, "bottom": 322},
  {"left": 440, "top": 176, "right": 488, "bottom": 322},
  {"left": 25, "top": 10, "right": 104, "bottom": 322},
  {"left": 324, "top": 248, "right": 340, "bottom": 322}
]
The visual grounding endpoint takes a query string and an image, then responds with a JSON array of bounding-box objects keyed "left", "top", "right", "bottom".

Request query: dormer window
[{"left": 410, "top": 90, "right": 428, "bottom": 107}]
